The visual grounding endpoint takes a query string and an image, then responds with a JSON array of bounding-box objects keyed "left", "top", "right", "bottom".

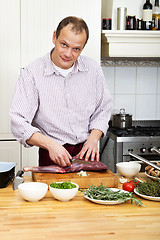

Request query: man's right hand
[
  {"left": 48, "top": 141, "right": 72, "bottom": 167},
  {"left": 26, "top": 132, "right": 72, "bottom": 167}
]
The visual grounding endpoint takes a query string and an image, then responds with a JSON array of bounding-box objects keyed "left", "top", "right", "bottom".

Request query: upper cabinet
[
  {"left": 101, "top": 0, "right": 160, "bottom": 57},
  {"left": 0, "top": 0, "right": 20, "bottom": 138},
  {"left": 21, "top": 0, "right": 101, "bottom": 67}
]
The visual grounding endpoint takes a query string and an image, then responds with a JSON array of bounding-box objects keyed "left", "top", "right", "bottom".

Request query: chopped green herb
[
  {"left": 136, "top": 179, "right": 160, "bottom": 197},
  {"left": 80, "top": 184, "right": 144, "bottom": 206},
  {"left": 50, "top": 181, "right": 76, "bottom": 189}
]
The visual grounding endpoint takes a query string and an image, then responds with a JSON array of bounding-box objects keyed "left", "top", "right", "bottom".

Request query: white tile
[
  {"left": 158, "top": 67, "right": 160, "bottom": 94},
  {"left": 137, "top": 67, "right": 157, "bottom": 94},
  {"left": 114, "top": 94, "right": 136, "bottom": 118},
  {"left": 102, "top": 67, "right": 114, "bottom": 94},
  {"left": 136, "top": 95, "right": 157, "bottom": 120},
  {"left": 110, "top": 94, "right": 115, "bottom": 114},
  {"left": 115, "top": 67, "right": 136, "bottom": 94},
  {"left": 157, "top": 95, "right": 160, "bottom": 119}
]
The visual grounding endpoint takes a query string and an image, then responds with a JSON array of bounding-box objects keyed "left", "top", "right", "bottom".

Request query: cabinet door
[
  {"left": 22, "top": 146, "right": 39, "bottom": 166},
  {"left": 0, "top": 0, "right": 20, "bottom": 138},
  {"left": 0, "top": 141, "right": 21, "bottom": 172},
  {"left": 21, "top": 0, "right": 101, "bottom": 67}
]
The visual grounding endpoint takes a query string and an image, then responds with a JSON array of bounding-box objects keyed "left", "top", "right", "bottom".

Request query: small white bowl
[
  {"left": 18, "top": 182, "right": 48, "bottom": 202},
  {"left": 116, "top": 162, "right": 141, "bottom": 178},
  {"left": 49, "top": 182, "right": 79, "bottom": 202}
]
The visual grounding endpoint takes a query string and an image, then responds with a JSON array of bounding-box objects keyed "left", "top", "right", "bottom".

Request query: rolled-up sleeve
[
  {"left": 88, "top": 66, "right": 112, "bottom": 136},
  {"left": 9, "top": 69, "right": 40, "bottom": 147}
]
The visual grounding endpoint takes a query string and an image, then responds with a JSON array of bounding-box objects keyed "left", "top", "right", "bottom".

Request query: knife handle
[{"left": 16, "top": 170, "right": 24, "bottom": 177}]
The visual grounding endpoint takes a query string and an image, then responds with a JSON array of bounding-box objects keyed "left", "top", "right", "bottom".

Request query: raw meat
[{"left": 23, "top": 160, "right": 108, "bottom": 173}]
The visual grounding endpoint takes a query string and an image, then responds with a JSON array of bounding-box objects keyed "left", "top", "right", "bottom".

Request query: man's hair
[{"left": 56, "top": 16, "right": 89, "bottom": 45}]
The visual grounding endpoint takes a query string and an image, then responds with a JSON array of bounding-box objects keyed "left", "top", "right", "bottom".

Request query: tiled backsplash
[{"left": 102, "top": 66, "right": 160, "bottom": 120}]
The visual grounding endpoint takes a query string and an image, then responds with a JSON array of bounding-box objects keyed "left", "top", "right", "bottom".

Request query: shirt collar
[{"left": 44, "top": 49, "right": 88, "bottom": 76}]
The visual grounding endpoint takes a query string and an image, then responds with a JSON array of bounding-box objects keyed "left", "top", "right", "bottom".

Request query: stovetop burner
[{"left": 109, "top": 126, "right": 160, "bottom": 137}]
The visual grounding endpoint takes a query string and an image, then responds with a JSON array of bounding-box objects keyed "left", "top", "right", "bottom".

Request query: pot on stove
[{"left": 112, "top": 108, "right": 132, "bottom": 129}]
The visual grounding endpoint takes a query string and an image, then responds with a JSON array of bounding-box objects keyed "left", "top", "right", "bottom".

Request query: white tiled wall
[{"left": 102, "top": 66, "right": 160, "bottom": 120}]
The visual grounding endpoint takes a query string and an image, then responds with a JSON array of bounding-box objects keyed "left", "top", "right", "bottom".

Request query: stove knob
[
  {"left": 140, "top": 147, "right": 146, "bottom": 153},
  {"left": 148, "top": 147, "right": 154, "bottom": 153}
]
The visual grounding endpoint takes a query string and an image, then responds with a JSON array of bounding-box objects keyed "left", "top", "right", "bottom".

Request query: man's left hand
[{"left": 76, "top": 129, "right": 103, "bottom": 162}]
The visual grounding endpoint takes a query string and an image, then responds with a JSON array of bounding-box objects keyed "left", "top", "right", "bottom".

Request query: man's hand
[
  {"left": 26, "top": 132, "right": 72, "bottom": 167},
  {"left": 76, "top": 129, "right": 103, "bottom": 162},
  {"left": 48, "top": 141, "right": 72, "bottom": 167}
]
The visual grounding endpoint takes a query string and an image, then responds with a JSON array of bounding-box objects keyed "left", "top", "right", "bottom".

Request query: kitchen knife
[
  {"left": 70, "top": 158, "right": 91, "bottom": 165},
  {"left": 129, "top": 152, "right": 160, "bottom": 171},
  {"left": 13, "top": 170, "right": 24, "bottom": 190}
]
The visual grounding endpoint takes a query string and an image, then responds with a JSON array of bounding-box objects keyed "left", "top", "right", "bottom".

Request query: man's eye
[
  {"left": 74, "top": 48, "right": 80, "bottom": 52},
  {"left": 62, "top": 43, "right": 67, "bottom": 47}
]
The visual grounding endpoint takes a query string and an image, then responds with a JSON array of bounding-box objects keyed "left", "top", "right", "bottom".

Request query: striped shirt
[{"left": 9, "top": 50, "right": 112, "bottom": 147}]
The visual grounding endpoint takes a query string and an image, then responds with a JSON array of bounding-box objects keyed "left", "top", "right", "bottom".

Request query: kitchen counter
[{"left": 0, "top": 174, "right": 160, "bottom": 240}]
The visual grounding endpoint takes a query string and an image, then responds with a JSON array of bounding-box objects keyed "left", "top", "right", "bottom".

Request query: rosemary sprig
[{"left": 80, "top": 184, "right": 144, "bottom": 206}]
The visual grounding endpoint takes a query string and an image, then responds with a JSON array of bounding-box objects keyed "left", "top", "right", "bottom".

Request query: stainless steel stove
[{"left": 100, "top": 120, "right": 160, "bottom": 173}]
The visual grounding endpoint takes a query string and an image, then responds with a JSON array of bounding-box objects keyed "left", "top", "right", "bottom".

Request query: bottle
[
  {"left": 142, "top": 0, "right": 153, "bottom": 30},
  {"left": 152, "top": 0, "right": 160, "bottom": 30}
]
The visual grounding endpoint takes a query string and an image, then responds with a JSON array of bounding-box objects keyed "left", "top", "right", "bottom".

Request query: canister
[
  {"left": 117, "top": 7, "right": 127, "bottom": 30},
  {"left": 137, "top": 18, "right": 143, "bottom": 30},
  {"left": 126, "top": 15, "right": 136, "bottom": 30},
  {"left": 102, "top": 18, "right": 112, "bottom": 30}
]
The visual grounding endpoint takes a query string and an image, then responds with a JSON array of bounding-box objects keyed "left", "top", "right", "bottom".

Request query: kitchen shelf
[{"left": 102, "top": 30, "right": 160, "bottom": 58}]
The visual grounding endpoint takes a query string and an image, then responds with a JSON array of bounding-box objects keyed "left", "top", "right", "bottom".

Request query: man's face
[{"left": 52, "top": 24, "right": 87, "bottom": 69}]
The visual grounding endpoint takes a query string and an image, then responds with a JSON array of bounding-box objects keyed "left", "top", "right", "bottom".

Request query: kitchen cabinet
[
  {"left": 0, "top": 140, "right": 21, "bottom": 172},
  {"left": 0, "top": 0, "right": 21, "bottom": 170},
  {"left": 0, "top": 0, "right": 20, "bottom": 139}
]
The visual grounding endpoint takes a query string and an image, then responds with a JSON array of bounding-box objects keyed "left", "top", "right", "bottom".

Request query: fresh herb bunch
[
  {"left": 136, "top": 179, "right": 160, "bottom": 197},
  {"left": 80, "top": 184, "right": 144, "bottom": 206},
  {"left": 50, "top": 182, "right": 76, "bottom": 189}
]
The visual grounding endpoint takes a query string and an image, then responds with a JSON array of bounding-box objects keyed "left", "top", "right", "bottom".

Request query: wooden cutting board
[{"left": 32, "top": 169, "right": 118, "bottom": 188}]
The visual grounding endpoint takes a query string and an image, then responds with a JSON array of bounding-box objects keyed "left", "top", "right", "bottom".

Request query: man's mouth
[{"left": 61, "top": 57, "right": 72, "bottom": 62}]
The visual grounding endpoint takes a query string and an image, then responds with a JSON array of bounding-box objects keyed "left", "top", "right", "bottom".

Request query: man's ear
[{"left": 52, "top": 30, "right": 56, "bottom": 44}]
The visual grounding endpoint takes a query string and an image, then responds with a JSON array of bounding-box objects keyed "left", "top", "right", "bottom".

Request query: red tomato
[
  {"left": 122, "top": 182, "right": 134, "bottom": 192},
  {"left": 129, "top": 180, "right": 140, "bottom": 187}
]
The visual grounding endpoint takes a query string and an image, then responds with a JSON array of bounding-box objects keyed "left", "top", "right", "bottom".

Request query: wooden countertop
[{"left": 0, "top": 173, "right": 160, "bottom": 240}]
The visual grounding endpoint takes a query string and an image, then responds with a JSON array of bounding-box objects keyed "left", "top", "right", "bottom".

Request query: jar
[
  {"left": 137, "top": 18, "right": 143, "bottom": 30},
  {"left": 126, "top": 15, "right": 136, "bottom": 30},
  {"left": 102, "top": 18, "right": 111, "bottom": 30}
]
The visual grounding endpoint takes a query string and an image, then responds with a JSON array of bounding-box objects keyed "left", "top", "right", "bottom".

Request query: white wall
[{"left": 102, "top": 66, "right": 160, "bottom": 120}]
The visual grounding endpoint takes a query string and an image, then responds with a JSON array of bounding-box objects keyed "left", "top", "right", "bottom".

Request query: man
[{"left": 10, "top": 16, "right": 112, "bottom": 167}]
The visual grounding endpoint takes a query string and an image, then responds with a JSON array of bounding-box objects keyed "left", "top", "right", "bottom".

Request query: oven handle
[
  {"left": 153, "top": 147, "right": 160, "bottom": 155},
  {"left": 129, "top": 152, "right": 160, "bottom": 171}
]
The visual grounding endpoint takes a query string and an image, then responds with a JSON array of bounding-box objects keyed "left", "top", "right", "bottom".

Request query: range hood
[{"left": 102, "top": 30, "right": 160, "bottom": 57}]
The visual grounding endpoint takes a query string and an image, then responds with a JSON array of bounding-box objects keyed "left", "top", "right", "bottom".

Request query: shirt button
[{"left": 67, "top": 93, "right": 70, "bottom": 97}]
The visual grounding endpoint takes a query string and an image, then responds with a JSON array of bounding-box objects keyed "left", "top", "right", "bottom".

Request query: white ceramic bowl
[
  {"left": 49, "top": 182, "right": 79, "bottom": 202},
  {"left": 116, "top": 162, "right": 141, "bottom": 178},
  {"left": 18, "top": 182, "right": 48, "bottom": 202}
]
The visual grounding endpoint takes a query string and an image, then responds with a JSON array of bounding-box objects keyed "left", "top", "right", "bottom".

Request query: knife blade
[
  {"left": 70, "top": 158, "right": 91, "bottom": 165},
  {"left": 13, "top": 170, "right": 24, "bottom": 190}
]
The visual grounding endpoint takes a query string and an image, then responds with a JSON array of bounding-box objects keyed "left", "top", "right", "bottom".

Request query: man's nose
[{"left": 65, "top": 48, "right": 72, "bottom": 57}]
